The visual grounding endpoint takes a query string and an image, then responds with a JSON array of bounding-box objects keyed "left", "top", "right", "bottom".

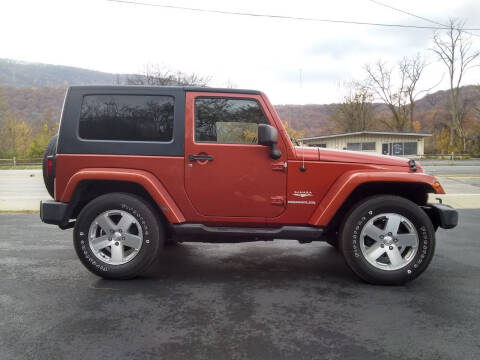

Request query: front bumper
[
  {"left": 425, "top": 203, "right": 458, "bottom": 229},
  {"left": 40, "top": 200, "right": 69, "bottom": 226}
]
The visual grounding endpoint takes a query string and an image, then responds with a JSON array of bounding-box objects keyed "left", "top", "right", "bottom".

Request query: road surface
[
  {"left": 0, "top": 211, "right": 478, "bottom": 360},
  {"left": 0, "top": 162, "right": 479, "bottom": 211}
]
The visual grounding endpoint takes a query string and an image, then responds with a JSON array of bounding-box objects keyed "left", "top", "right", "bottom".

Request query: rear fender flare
[{"left": 59, "top": 168, "right": 185, "bottom": 223}]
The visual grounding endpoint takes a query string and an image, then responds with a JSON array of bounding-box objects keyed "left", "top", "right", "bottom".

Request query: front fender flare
[
  {"left": 308, "top": 171, "right": 443, "bottom": 226},
  {"left": 59, "top": 168, "right": 185, "bottom": 223}
]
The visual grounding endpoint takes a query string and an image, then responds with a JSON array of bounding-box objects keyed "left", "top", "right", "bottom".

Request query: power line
[
  {"left": 365, "top": 0, "right": 446, "bottom": 27},
  {"left": 104, "top": 0, "right": 480, "bottom": 31},
  {"left": 365, "top": 0, "right": 480, "bottom": 37}
]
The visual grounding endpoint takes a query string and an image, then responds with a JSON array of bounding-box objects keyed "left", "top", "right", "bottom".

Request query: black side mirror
[{"left": 258, "top": 124, "right": 281, "bottom": 159}]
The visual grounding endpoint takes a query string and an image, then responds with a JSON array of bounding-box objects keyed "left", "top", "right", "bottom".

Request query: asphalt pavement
[{"left": 0, "top": 211, "right": 479, "bottom": 360}]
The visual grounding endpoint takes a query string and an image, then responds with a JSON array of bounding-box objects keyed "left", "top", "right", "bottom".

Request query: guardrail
[
  {"left": 0, "top": 157, "right": 43, "bottom": 167},
  {"left": 0, "top": 154, "right": 479, "bottom": 167},
  {"left": 420, "top": 153, "right": 480, "bottom": 160}
]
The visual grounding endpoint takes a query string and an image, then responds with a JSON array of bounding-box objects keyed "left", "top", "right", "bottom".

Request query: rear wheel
[
  {"left": 340, "top": 195, "right": 435, "bottom": 285},
  {"left": 73, "top": 192, "right": 163, "bottom": 279},
  {"left": 42, "top": 135, "right": 57, "bottom": 198}
]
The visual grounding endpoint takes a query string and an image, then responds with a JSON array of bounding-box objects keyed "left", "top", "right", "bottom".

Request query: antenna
[{"left": 300, "top": 143, "right": 306, "bottom": 172}]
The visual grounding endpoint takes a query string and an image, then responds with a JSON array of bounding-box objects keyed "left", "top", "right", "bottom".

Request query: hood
[
  {"left": 294, "top": 147, "right": 413, "bottom": 167},
  {"left": 293, "top": 146, "right": 321, "bottom": 161}
]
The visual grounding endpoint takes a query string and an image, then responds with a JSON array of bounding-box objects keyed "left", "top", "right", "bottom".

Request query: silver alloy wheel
[
  {"left": 88, "top": 210, "right": 143, "bottom": 265},
  {"left": 359, "top": 213, "right": 419, "bottom": 271}
]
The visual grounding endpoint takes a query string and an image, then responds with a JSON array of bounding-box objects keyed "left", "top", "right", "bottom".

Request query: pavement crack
[{"left": 88, "top": 284, "right": 120, "bottom": 291}]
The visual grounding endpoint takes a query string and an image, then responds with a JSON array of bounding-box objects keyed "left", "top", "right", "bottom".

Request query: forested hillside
[
  {"left": 276, "top": 86, "right": 480, "bottom": 138},
  {"left": 1, "top": 86, "right": 66, "bottom": 124},
  {"left": 0, "top": 58, "right": 130, "bottom": 87},
  {"left": 1, "top": 58, "right": 480, "bottom": 158}
]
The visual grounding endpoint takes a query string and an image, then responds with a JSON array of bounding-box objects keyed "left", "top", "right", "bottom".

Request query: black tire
[
  {"left": 339, "top": 195, "right": 435, "bottom": 285},
  {"left": 42, "top": 135, "right": 57, "bottom": 198},
  {"left": 73, "top": 192, "right": 163, "bottom": 279}
]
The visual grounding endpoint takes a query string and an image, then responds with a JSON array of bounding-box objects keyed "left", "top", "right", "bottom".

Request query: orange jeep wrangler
[{"left": 40, "top": 86, "right": 457, "bottom": 284}]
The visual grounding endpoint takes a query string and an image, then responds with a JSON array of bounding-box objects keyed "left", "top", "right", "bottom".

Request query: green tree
[
  {"left": 0, "top": 87, "right": 9, "bottom": 118},
  {"left": 0, "top": 115, "right": 32, "bottom": 157},
  {"left": 283, "top": 121, "right": 305, "bottom": 141},
  {"left": 28, "top": 122, "right": 57, "bottom": 157},
  {"left": 27, "top": 108, "right": 58, "bottom": 157}
]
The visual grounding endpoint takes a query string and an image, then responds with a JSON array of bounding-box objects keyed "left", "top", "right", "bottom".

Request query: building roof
[{"left": 300, "top": 130, "right": 432, "bottom": 141}]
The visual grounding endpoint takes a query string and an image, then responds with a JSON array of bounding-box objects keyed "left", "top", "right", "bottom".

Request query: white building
[{"left": 299, "top": 131, "right": 432, "bottom": 157}]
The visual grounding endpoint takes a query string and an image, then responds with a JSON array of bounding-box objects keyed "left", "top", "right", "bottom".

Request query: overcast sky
[{"left": 1, "top": 0, "right": 480, "bottom": 104}]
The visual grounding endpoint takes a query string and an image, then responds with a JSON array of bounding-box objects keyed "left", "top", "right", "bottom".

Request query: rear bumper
[
  {"left": 426, "top": 203, "right": 458, "bottom": 229},
  {"left": 40, "top": 200, "right": 69, "bottom": 226}
]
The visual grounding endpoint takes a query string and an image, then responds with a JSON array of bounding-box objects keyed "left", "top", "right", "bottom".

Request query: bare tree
[
  {"left": 432, "top": 18, "right": 480, "bottom": 151},
  {"left": 457, "top": 97, "right": 474, "bottom": 151},
  {"left": 332, "top": 81, "right": 375, "bottom": 132},
  {"left": 471, "top": 86, "right": 480, "bottom": 153},
  {"left": 402, "top": 54, "right": 429, "bottom": 130},
  {"left": 224, "top": 79, "right": 238, "bottom": 89},
  {"left": 364, "top": 60, "right": 406, "bottom": 131},
  {"left": 364, "top": 54, "right": 427, "bottom": 131},
  {"left": 423, "top": 93, "right": 447, "bottom": 152},
  {"left": 127, "top": 64, "right": 211, "bottom": 87}
]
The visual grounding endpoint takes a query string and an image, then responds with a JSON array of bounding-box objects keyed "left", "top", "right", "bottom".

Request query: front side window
[
  {"left": 79, "top": 95, "right": 174, "bottom": 141},
  {"left": 194, "top": 98, "right": 268, "bottom": 144}
]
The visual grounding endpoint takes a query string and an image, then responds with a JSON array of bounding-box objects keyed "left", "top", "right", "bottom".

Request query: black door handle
[{"left": 188, "top": 154, "right": 214, "bottom": 162}]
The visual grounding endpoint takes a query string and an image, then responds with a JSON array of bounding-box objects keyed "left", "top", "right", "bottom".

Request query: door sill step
[{"left": 172, "top": 224, "right": 323, "bottom": 243}]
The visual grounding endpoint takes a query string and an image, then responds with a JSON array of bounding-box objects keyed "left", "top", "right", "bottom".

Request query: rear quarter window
[{"left": 79, "top": 94, "right": 174, "bottom": 142}]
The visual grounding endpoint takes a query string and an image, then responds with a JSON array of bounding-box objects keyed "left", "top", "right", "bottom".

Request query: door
[
  {"left": 184, "top": 93, "right": 287, "bottom": 218},
  {"left": 382, "top": 143, "right": 389, "bottom": 155},
  {"left": 382, "top": 143, "right": 393, "bottom": 155},
  {"left": 393, "top": 142, "right": 404, "bottom": 156}
]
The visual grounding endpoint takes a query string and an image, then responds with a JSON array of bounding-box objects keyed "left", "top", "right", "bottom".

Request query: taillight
[{"left": 46, "top": 156, "right": 55, "bottom": 178}]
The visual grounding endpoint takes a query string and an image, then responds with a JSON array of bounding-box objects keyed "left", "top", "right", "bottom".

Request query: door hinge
[
  {"left": 271, "top": 196, "right": 285, "bottom": 205},
  {"left": 272, "top": 162, "right": 287, "bottom": 172}
]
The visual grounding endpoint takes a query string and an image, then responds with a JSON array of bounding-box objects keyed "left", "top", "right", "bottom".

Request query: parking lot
[
  {"left": 1, "top": 161, "right": 479, "bottom": 359},
  {"left": 1, "top": 211, "right": 479, "bottom": 360}
]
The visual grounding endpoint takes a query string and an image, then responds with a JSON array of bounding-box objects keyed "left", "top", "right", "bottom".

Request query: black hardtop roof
[{"left": 68, "top": 85, "right": 261, "bottom": 95}]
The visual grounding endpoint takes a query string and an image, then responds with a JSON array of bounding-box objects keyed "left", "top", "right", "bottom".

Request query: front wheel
[
  {"left": 73, "top": 193, "right": 163, "bottom": 279},
  {"left": 340, "top": 195, "right": 435, "bottom": 285}
]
